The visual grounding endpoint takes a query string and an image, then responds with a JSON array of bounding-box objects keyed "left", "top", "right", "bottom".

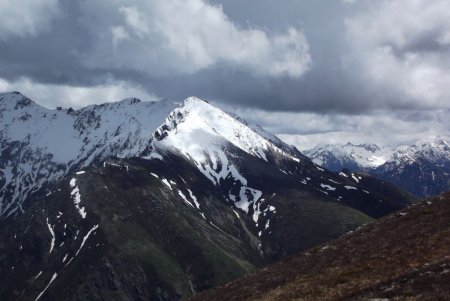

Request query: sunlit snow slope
[
  {"left": 0, "top": 92, "right": 176, "bottom": 218},
  {"left": 153, "top": 97, "right": 301, "bottom": 213}
]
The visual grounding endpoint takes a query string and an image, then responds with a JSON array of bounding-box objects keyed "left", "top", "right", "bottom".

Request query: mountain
[
  {"left": 0, "top": 92, "right": 179, "bottom": 219},
  {"left": 373, "top": 138, "right": 450, "bottom": 198},
  {"left": 304, "top": 143, "right": 392, "bottom": 171},
  {"left": 192, "top": 192, "right": 450, "bottom": 301},
  {"left": 304, "top": 138, "right": 450, "bottom": 198},
  {"left": 0, "top": 92, "right": 416, "bottom": 300}
]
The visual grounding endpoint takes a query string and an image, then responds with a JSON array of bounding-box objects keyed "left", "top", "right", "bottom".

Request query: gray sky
[{"left": 1, "top": 0, "right": 449, "bottom": 149}]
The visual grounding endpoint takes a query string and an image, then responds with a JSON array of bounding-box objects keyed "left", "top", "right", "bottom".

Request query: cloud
[
  {"left": 0, "top": 0, "right": 60, "bottom": 39},
  {"left": 79, "top": 0, "right": 311, "bottom": 78},
  {"left": 230, "top": 106, "right": 450, "bottom": 150},
  {"left": 0, "top": 0, "right": 449, "bottom": 123},
  {"left": 341, "top": 0, "right": 358, "bottom": 4},
  {"left": 345, "top": 0, "right": 450, "bottom": 109},
  {"left": 0, "top": 78, "right": 157, "bottom": 109}
]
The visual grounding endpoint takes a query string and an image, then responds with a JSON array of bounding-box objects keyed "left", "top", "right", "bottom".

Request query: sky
[{"left": 0, "top": 0, "right": 449, "bottom": 149}]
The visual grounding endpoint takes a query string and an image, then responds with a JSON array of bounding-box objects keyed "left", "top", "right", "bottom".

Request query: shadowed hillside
[{"left": 192, "top": 192, "right": 450, "bottom": 301}]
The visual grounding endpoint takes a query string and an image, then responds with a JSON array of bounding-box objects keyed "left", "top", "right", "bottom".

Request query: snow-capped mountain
[
  {"left": 0, "top": 91, "right": 416, "bottom": 300},
  {"left": 384, "top": 137, "right": 450, "bottom": 168},
  {"left": 373, "top": 137, "right": 450, "bottom": 197},
  {"left": 0, "top": 92, "right": 306, "bottom": 219},
  {"left": 304, "top": 143, "right": 392, "bottom": 171},
  {"left": 305, "top": 137, "right": 450, "bottom": 197},
  {"left": 0, "top": 91, "right": 177, "bottom": 218},
  {"left": 152, "top": 97, "right": 304, "bottom": 213}
]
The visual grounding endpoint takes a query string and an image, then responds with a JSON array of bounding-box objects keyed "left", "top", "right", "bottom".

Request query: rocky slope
[
  {"left": 0, "top": 157, "right": 262, "bottom": 301},
  {"left": 305, "top": 138, "right": 450, "bottom": 197},
  {"left": 192, "top": 192, "right": 450, "bottom": 301},
  {"left": 0, "top": 92, "right": 417, "bottom": 300}
]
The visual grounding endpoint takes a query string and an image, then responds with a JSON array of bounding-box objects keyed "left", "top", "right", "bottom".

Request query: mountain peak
[
  {"left": 180, "top": 96, "right": 212, "bottom": 112},
  {"left": 0, "top": 91, "right": 26, "bottom": 98},
  {"left": 119, "top": 97, "right": 141, "bottom": 105},
  {"left": 184, "top": 96, "right": 209, "bottom": 105},
  {"left": 0, "top": 91, "right": 36, "bottom": 111},
  {"left": 428, "top": 136, "right": 449, "bottom": 148}
]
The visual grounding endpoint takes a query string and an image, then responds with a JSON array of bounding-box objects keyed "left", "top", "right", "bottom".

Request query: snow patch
[
  {"left": 187, "top": 189, "right": 201, "bottom": 210},
  {"left": 35, "top": 273, "right": 58, "bottom": 301},
  {"left": 75, "top": 224, "right": 99, "bottom": 257},
  {"left": 34, "top": 271, "right": 43, "bottom": 280},
  {"left": 328, "top": 179, "right": 340, "bottom": 184},
  {"left": 344, "top": 185, "right": 358, "bottom": 190},
  {"left": 252, "top": 199, "right": 265, "bottom": 224},
  {"left": 368, "top": 155, "right": 387, "bottom": 166},
  {"left": 320, "top": 183, "right": 336, "bottom": 191},
  {"left": 178, "top": 190, "right": 194, "bottom": 208},
  {"left": 265, "top": 219, "right": 270, "bottom": 229},
  {"left": 46, "top": 218, "right": 55, "bottom": 254},
  {"left": 161, "top": 178, "right": 172, "bottom": 190},
  {"left": 69, "top": 178, "right": 86, "bottom": 218},
  {"left": 237, "top": 188, "right": 262, "bottom": 214},
  {"left": 143, "top": 152, "right": 163, "bottom": 160},
  {"left": 183, "top": 189, "right": 206, "bottom": 219}
]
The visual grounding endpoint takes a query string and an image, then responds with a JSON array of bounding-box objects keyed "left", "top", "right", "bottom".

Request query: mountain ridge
[
  {"left": 0, "top": 91, "right": 179, "bottom": 217},
  {"left": 1, "top": 91, "right": 309, "bottom": 219},
  {"left": 304, "top": 137, "right": 450, "bottom": 197}
]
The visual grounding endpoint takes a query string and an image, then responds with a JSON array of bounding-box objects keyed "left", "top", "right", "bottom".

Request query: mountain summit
[{"left": 0, "top": 92, "right": 304, "bottom": 218}]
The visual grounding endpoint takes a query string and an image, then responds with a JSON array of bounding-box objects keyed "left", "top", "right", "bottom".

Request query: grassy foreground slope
[{"left": 192, "top": 192, "right": 450, "bottom": 301}]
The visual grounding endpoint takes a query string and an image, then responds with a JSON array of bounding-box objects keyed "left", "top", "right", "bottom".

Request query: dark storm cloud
[
  {"left": 1, "top": 0, "right": 449, "bottom": 114},
  {"left": 211, "top": 0, "right": 450, "bottom": 112},
  {"left": 0, "top": 0, "right": 313, "bottom": 109}
]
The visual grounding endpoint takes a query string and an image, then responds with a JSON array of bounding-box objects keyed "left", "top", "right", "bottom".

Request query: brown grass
[{"left": 190, "top": 192, "right": 450, "bottom": 301}]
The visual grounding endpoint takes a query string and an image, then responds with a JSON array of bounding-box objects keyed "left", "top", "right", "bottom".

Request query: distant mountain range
[
  {"left": 304, "top": 137, "right": 450, "bottom": 198},
  {"left": 0, "top": 92, "right": 415, "bottom": 300}
]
